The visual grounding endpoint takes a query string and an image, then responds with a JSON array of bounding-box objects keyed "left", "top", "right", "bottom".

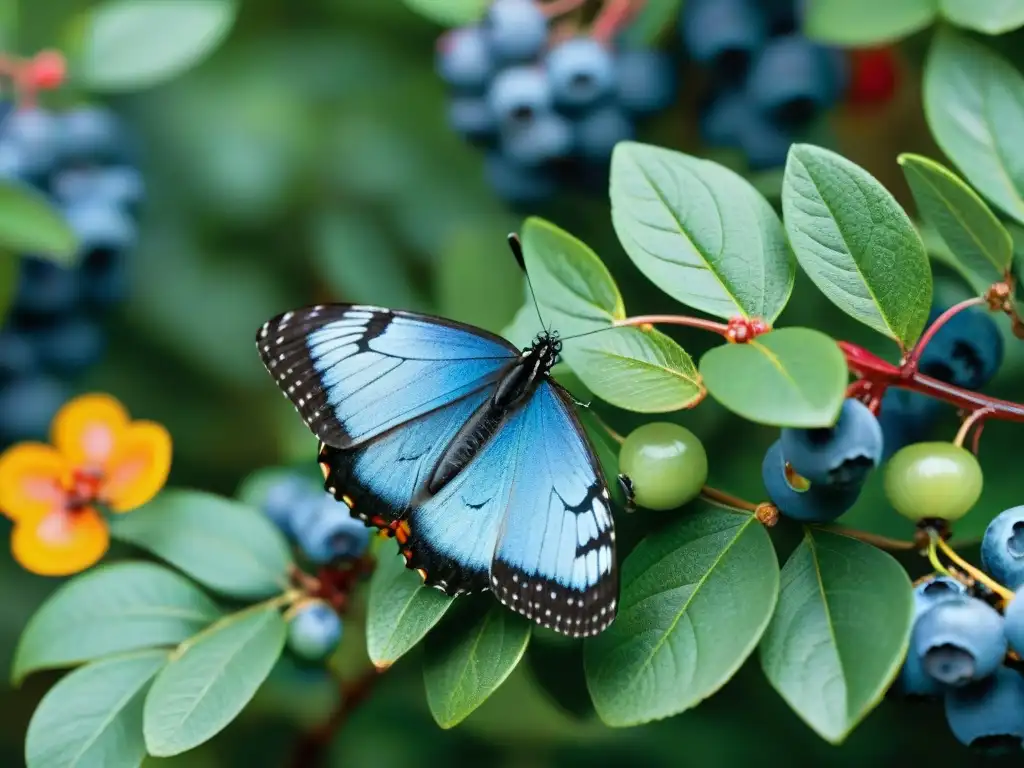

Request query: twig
[
  {"left": 902, "top": 297, "right": 987, "bottom": 375},
  {"left": 591, "top": 0, "right": 645, "bottom": 43},
  {"left": 934, "top": 534, "right": 1015, "bottom": 602},
  {"left": 539, "top": 0, "right": 589, "bottom": 17},
  {"left": 819, "top": 524, "right": 917, "bottom": 551},
  {"left": 700, "top": 485, "right": 758, "bottom": 513},
  {"left": 614, "top": 314, "right": 731, "bottom": 336},
  {"left": 954, "top": 407, "right": 995, "bottom": 449}
]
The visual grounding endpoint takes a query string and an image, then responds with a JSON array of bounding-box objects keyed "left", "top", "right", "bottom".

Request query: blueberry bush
[{"left": 6, "top": 1, "right": 1024, "bottom": 767}]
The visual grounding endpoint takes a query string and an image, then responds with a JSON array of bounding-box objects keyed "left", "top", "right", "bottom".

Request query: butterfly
[{"left": 255, "top": 236, "right": 625, "bottom": 637}]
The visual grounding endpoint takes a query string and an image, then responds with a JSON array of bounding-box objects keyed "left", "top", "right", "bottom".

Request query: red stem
[
  {"left": 539, "top": 0, "right": 589, "bottom": 17},
  {"left": 615, "top": 314, "right": 731, "bottom": 336},
  {"left": 903, "top": 297, "right": 986, "bottom": 375},
  {"left": 288, "top": 667, "right": 383, "bottom": 768},
  {"left": 591, "top": 0, "right": 643, "bottom": 43}
]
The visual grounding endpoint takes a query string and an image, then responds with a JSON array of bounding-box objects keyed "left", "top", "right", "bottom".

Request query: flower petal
[
  {"left": 52, "top": 393, "right": 129, "bottom": 469},
  {"left": 12, "top": 508, "right": 109, "bottom": 576},
  {"left": 0, "top": 443, "right": 70, "bottom": 522},
  {"left": 103, "top": 421, "right": 173, "bottom": 512}
]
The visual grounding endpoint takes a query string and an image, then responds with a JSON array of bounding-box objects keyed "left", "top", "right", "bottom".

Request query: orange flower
[{"left": 0, "top": 394, "right": 171, "bottom": 576}]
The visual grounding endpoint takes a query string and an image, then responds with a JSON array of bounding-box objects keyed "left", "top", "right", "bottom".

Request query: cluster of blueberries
[
  {"left": 0, "top": 103, "right": 144, "bottom": 446},
  {"left": 685, "top": 0, "right": 848, "bottom": 170},
  {"left": 256, "top": 471, "right": 372, "bottom": 662},
  {"left": 437, "top": 0, "right": 675, "bottom": 204},
  {"left": 899, "top": 507, "right": 1024, "bottom": 751}
]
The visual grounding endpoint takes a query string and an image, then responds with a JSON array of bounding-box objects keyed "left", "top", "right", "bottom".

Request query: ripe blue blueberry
[
  {"left": 294, "top": 493, "right": 371, "bottom": 565},
  {"left": 876, "top": 387, "right": 941, "bottom": 461},
  {"left": 681, "top": 0, "right": 766, "bottom": 83},
  {"left": 573, "top": 106, "right": 633, "bottom": 163},
  {"left": 981, "top": 506, "right": 1024, "bottom": 591},
  {"left": 58, "top": 106, "right": 125, "bottom": 164},
  {"left": 780, "top": 398, "right": 883, "bottom": 487},
  {"left": 502, "top": 112, "right": 573, "bottom": 166},
  {"left": 64, "top": 202, "right": 137, "bottom": 260},
  {"left": 447, "top": 97, "right": 497, "bottom": 144},
  {"left": 736, "top": 110, "right": 792, "bottom": 170},
  {"left": 0, "top": 329, "right": 37, "bottom": 381},
  {"left": 918, "top": 307, "right": 1004, "bottom": 391},
  {"left": 488, "top": 66, "right": 553, "bottom": 127},
  {"left": 287, "top": 601, "right": 343, "bottom": 662},
  {"left": 35, "top": 315, "right": 105, "bottom": 375},
  {"left": 484, "top": 0, "right": 548, "bottom": 63},
  {"left": 436, "top": 26, "right": 493, "bottom": 93},
  {"left": 912, "top": 597, "right": 1007, "bottom": 687},
  {"left": 0, "top": 375, "right": 68, "bottom": 443},
  {"left": 51, "top": 166, "right": 146, "bottom": 213},
  {"left": 746, "top": 35, "right": 844, "bottom": 128},
  {"left": 14, "top": 257, "right": 79, "bottom": 316},
  {"left": 79, "top": 250, "right": 129, "bottom": 309},
  {"left": 483, "top": 152, "right": 555, "bottom": 204},
  {"left": 761, "top": 440, "right": 860, "bottom": 523},
  {"left": 699, "top": 90, "right": 748, "bottom": 148},
  {"left": 261, "top": 475, "right": 318, "bottom": 538},
  {"left": 1004, "top": 593, "right": 1024, "bottom": 658},
  {"left": 944, "top": 667, "right": 1024, "bottom": 753},
  {"left": 897, "top": 576, "right": 969, "bottom": 696},
  {"left": 2, "top": 108, "right": 60, "bottom": 178},
  {"left": 615, "top": 48, "right": 676, "bottom": 115},
  {"left": 545, "top": 37, "right": 616, "bottom": 110}
]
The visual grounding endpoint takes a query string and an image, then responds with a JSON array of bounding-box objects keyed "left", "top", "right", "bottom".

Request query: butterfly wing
[
  {"left": 490, "top": 381, "right": 618, "bottom": 637},
  {"left": 257, "top": 304, "right": 517, "bottom": 449}
]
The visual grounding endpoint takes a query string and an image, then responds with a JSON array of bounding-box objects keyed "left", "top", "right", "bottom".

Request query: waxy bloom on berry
[{"left": 0, "top": 394, "right": 171, "bottom": 576}]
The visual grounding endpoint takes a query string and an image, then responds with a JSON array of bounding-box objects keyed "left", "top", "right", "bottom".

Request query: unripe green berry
[
  {"left": 618, "top": 422, "right": 708, "bottom": 511},
  {"left": 883, "top": 442, "right": 983, "bottom": 522}
]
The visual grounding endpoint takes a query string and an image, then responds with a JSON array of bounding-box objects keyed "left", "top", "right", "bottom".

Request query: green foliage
[
  {"left": 438, "top": 227, "right": 524, "bottom": 335},
  {"left": 619, "top": 0, "right": 685, "bottom": 45},
  {"left": 401, "top": 0, "right": 487, "bottom": 27},
  {"left": 12, "top": 563, "right": 221, "bottom": 685},
  {"left": 584, "top": 507, "right": 778, "bottom": 726},
  {"left": 76, "top": 0, "right": 239, "bottom": 92},
  {"left": 25, "top": 650, "right": 167, "bottom": 768},
  {"left": 366, "top": 547, "right": 455, "bottom": 669},
  {"left": 109, "top": 490, "right": 293, "bottom": 600},
  {"left": 423, "top": 603, "right": 532, "bottom": 728},
  {"left": 609, "top": 142, "right": 794, "bottom": 323},
  {"left": 143, "top": 604, "right": 287, "bottom": 756},
  {"left": 899, "top": 153, "right": 1014, "bottom": 285},
  {"left": 0, "top": 180, "right": 78, "bottom": 263},
  {"left": 699, "top": 328, "right": 848, "bottom": 428},
  {"left": 782, "top": 144, "right": 932, "bottom": 348},
  {"left": 0, "top": 252, "right": 16, "bottom": 322},
  {"left": 759, "top": 530, "right": 914, "bottom": 744},
  {"left": 938, "top": 0, "right": 1024, "bottom": 35},
  {"left": 803, "top": 0, "right": 935, "bottom": 46}
]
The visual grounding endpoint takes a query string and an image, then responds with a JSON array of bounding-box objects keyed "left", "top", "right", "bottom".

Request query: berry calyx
[
  {"left": 883, "top": 442, "right": 983, "bottom": 522},
  {"left": 618, "top": 422, "right": 708, "bottom": 511}
]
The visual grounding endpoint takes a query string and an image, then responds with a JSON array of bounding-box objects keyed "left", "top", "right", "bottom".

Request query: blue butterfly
[{"left": 255, "top": 248, "right": 620, "bottom": 638}]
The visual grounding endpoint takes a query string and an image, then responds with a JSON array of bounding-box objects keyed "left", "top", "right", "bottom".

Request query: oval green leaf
[
  {"left": 26, "top": 650, "right": 167, "bottom": 768},
  {"left": 782, "top": 143, "right": 932, "bottom": 348},
  {"left": 402, "top": 0, "right": 488, "bottom": 26},
  {"left": 804, "top": 0, "right": 936, "bottom": 44},
  {"left": 759, "top": 528, "right": 914, "bottom": 744},
  {"left": 423, "top": 603, "right": 532, "bottom": 729},
  {"left": 584, "top": 506, "right": 779, "bottom": 727},
  {"left": 143, "top": 604, "right": 287, "bottom": 757},
  {"left": 110, "top": 489, "right": 293, "bottom": 600},
  {"left": 610, "top": 142, "right": 794, "bottom": 322},
  {"left": 366, "top": 549, "right": 455, "bottom": 669},
  {"left": 12, "top": 562, "right": 221, "bottom": 685},
  {"left": 0, "top": 180, "right": 77, "bottom": 262},
  {"left": 699, "top": 327, "right": 848, "bottom": 428},
  {"left": 78, "top": 0, "right": 238, "bottom": 92},
  {"left": 899, "top": 153, "right": 1013, "bottom": 285},
  {"left": 939, "top": 0, "right": 1024, "bottom": 34},
  {"left": 924, "top": 30, "right": 1024, "bottom": 226}
]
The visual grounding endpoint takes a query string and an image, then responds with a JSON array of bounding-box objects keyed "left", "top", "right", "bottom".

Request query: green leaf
[
  {"left": 143, "top": 604, "right": 287, "bottom": 757},
  {"left": 759, "top": 529, "right": 914, "bottom": 744},
  {"left": 0, "top": 180, "right": 77, "bottom": 262},
  {"left": 423, "top": 603, "right": 532, "bottom": 728},
  {"left": 939, "top": 0, "right": 1024, "bottom": 34},
  {"left": 26, "top": 650, "right": 167, "bottom": 768},
  {"left": 899, "top": 153, "right": 1013, "bottom": 285},
  {"left": 0, "top": 252, "right": 16, "bottom": 321},
  {"left": 110, "top": 489, "right": 293, "bottom": 600},
  {"left": 402, "top": 0, "right": 487, "bottom": 26},
  {"left": 78, "top": 0, "right": 238, "bottom": 92},
  {"left": 584, "top": 507, "right": 779, "bottom": 727},
  {"left": 804, "top": 0, "right": 937, "bottom": 45},
  {"left": 782, "top": 143, "right": 932, "bottom": 347},
  {"left": 610, "top": 142, "right": 794, "bottom": 322},
  {"left": 621, "top": 0, "right": 685, "bottom": 45},
  {"left": 699, "top": 328, "right": 848, "bottom": 428},
  {"left": 366, "top": 548, "right": 455, "bottom": 669},
  {"left": 438, "top": 227, "right": 525, "bottom": 336},
  {"left": 924, "top": 30, "right": 1024, "bottom": 226},
  {"left": 13, "top": 562, "right": 221, "bottom": 685}
]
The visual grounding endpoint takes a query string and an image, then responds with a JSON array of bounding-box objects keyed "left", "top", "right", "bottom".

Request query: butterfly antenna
[
  {"left": 557, "top": 324, "right": 620, "bottom": 343},
  {"left": 507, "top": 232, "right": 548, "bottom": 333}
]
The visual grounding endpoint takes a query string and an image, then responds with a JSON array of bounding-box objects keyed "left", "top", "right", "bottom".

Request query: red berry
[
  {"left": 28, "top": 50, "right": 66, "bottom": 90},
  {"left": 846, "top": 47, "right": 899, "bottom": 105}
]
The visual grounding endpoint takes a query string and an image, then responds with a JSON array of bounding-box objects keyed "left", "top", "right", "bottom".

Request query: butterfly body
[{"left": 257, "top": 303, "right": 618, "bottom": 637}]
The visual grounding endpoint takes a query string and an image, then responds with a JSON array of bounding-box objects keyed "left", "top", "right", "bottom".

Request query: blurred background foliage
[{"left": 2, "top": 0, "right": 1024, "bottom": 766}]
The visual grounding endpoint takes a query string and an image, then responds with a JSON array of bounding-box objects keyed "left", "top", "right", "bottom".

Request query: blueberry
[
  {"left": 761, "top": 440, "right": 861, "bottom": 523},
  {"left": 545, "top": 37, "right": 616, "bottom": 110},
  {"left": 0, "top": 329, "right": 37, "bottom": 381},
  {"left": 877, "top": 387, "right": 941, "bottom": 461},
  {"left": 51, "top": 166, "right": 145, "bottom": 213},
  {"left": 912, "top": 598, "right": 1007, "bottom": 687},
  {"left": 34, "top": 314, "right": 105, "bottom": 375},
  {"left": 736, "top": 110, "right": 793, "bottom": 171},
  {"left": 573, "top": 106, "right": 633, "bottom": 163},
  {"left": 484, "top": 0, "right": 549, "bottom": 63},
  {"left": 746, "top": 35, "right": 844, "bottom": 128},
  {"left": 0, "top": 375, "right": 68, "bottom": 443},
  {"left": 1004, "top": 593, "right": 1024, "bottom": 658},
  {"left": 897, "top": 576, "right": 970, "bottom": 696},
  {"left": 502, "top": 112, "right": 573, "bottom": 165},
  {"left": 436, "top": 26, "right": 493, "bottom": 93},
  {"left": 294, "top": 492, "right": 371, "bottom": 565},
  {"left": 484, "top": 152, "right": 556, "bottom": 204},
  {"left": 64, "top": 202, "right": 136, "bottom": 259},
  {"left": 699, "top": 89, "right": 749, "bottom": 148},
  {"left": 1, "top": 108, "right": 60, "bottom": 178},
  {"left": 57, "top": 107, "right": 124, "bottom": 165},
  {"left": 261, "top": 475, "right": 318, "bottom": 538},
  {"left": 780, "top": 398, "right": 883, "bottom": 487},
  {"left": 79, "top": 251, "right": 129, "bottom": 309},
  {"left": 918, "top": 307, "right": 1004, "bottom": 391},
  {"left": 14, "top": 256, "right": 79, "bottom": 316},
  {"left": 945, "top": 667, "right": 1024, "bottom": 753},
  {"left": 615, "top": 48, "right": 676, "bottom": 115},
  {"left": 287, "top": 601, "right": 343, "bottom": 662},
  {"left": 913, "top": 575, "right": 969, "bottom": 614},
  {"left": 447, "top": 97, "right": 497, "bottom": 144},
  {"left": 681, "top": 0, "right": 766, "bottom": 84},
  {"left": 487, "top": 66, "right": 553, "bottom": 127},
  {"left": 981, "top": 506, "right": 1024, "bottom": 591}
]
